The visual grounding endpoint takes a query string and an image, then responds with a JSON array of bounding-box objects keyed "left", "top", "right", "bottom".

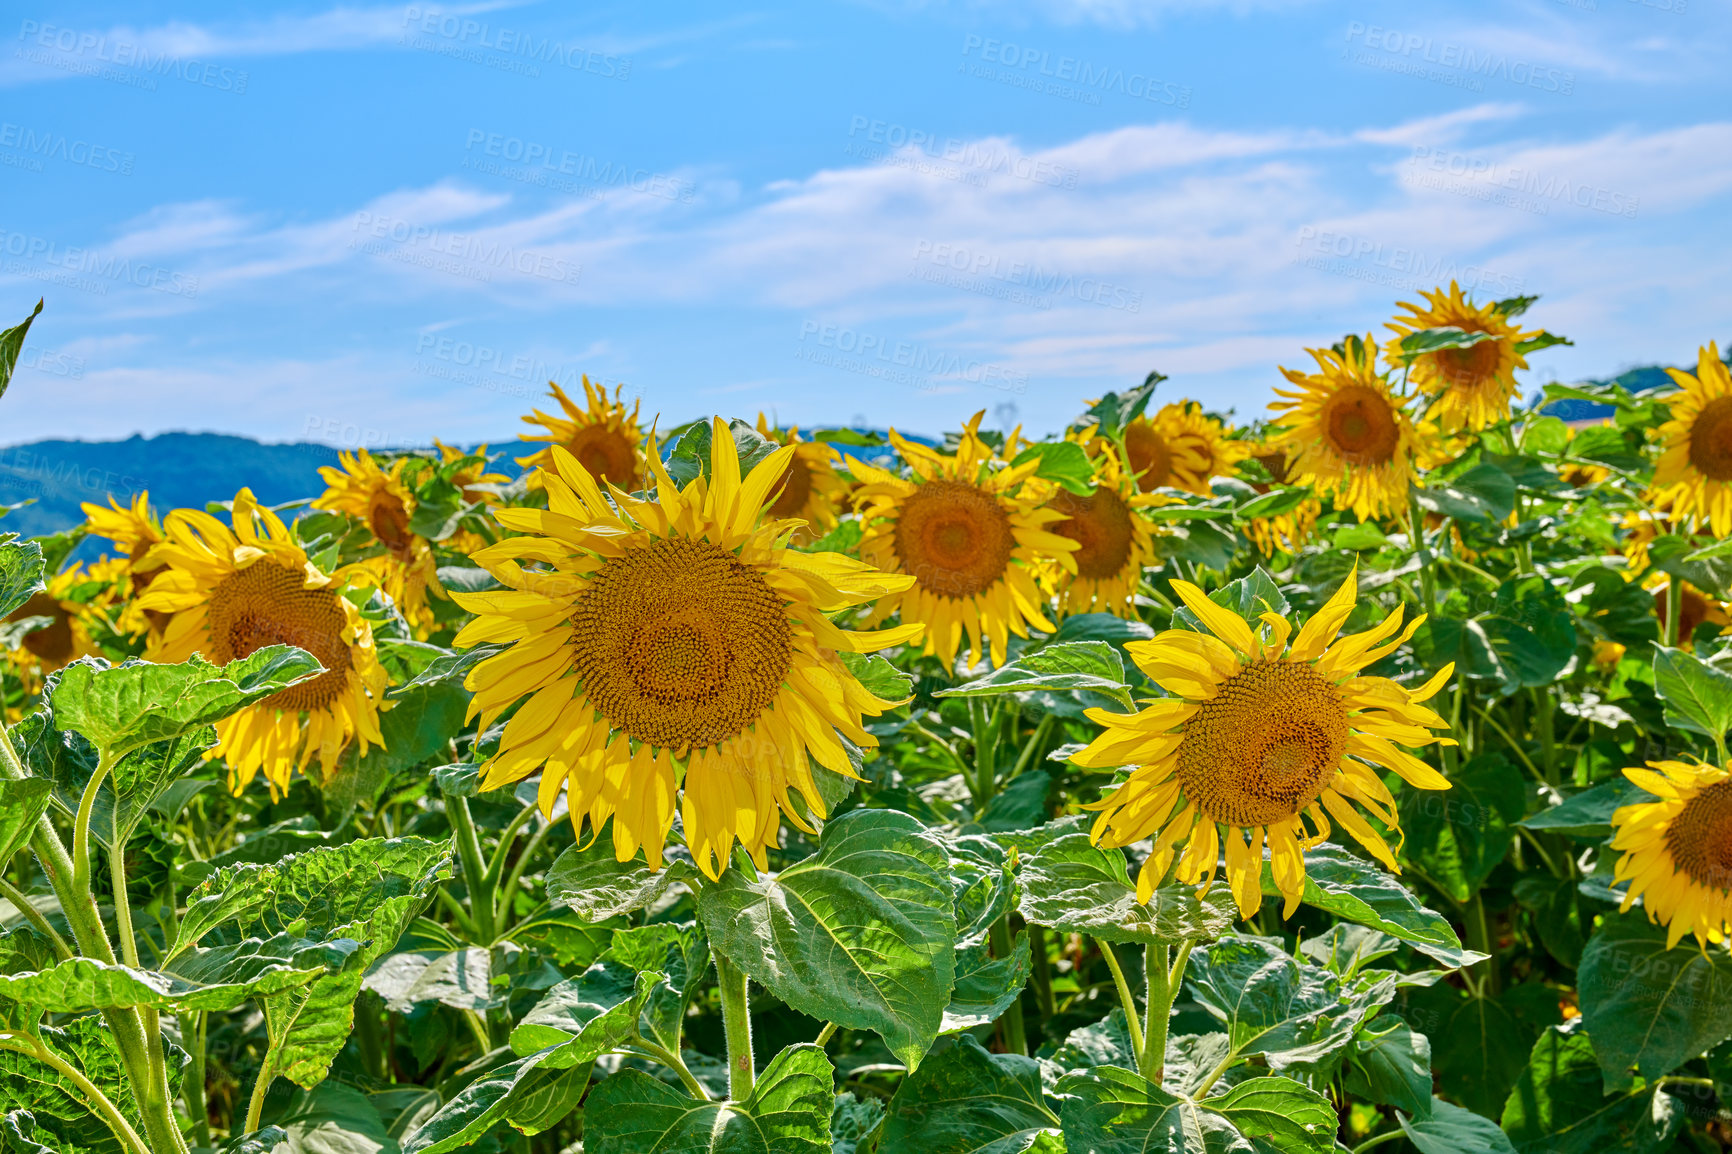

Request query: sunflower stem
[
  {"left": 1666, "top": 578, "right": 1684, "bottom": 648},
  {"left": 713, "top": 950, "right": 755, "bottom": 1100},
  {"left": 1097, "top": 938, "right": 1145, "bottom": 1062},
  {"left": 185, "top": 1010, "right": 211, "bottom": 1149},
  {"left": 1027, "top": 924, "right": 1056, "bottom": 1018},
  {"left": 969, "top": 698, "right": 1000, "bottom": 812},
  {"left": 1140, "top": 940, "right": 1192, "bottom": 1086},
  {"left": 1464, "top": 892, "right": 1500, "bottom": 996},
  {"left": 989, "top": 915, "right": 1027, "bottom": 1055},
  {"left": 1405, "top": 489, "right": 1439, "bottom": 620},
  {"left": 0, "top": 1033, "right": 151, "bottom": 1154}
]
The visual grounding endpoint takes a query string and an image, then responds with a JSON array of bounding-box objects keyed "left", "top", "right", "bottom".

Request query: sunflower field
[{"left": 4, "top": 285, "right": 1732, "bottom": 1154}]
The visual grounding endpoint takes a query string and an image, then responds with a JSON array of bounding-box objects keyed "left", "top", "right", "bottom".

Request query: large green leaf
[
  {"left": 0, "top": 780, "right": 50, "bottom": 876},
  {"left": 881, "top": 1035, "right": 1060, "bottom": 1154},
  {"left": 944, "top": 834, "right": 1014, "bottom": 949},
  {"left": 0, "top": 300, "right": 42, "bottom": 403},
  {"left": 1518, "top": 777, "right": 1656, "bottom": 838},
  {"left": 0, "top": 537, "right": 45, "bottom": 620},
  {"left": 1476, "top": 576, "right": 1575, "bottom": 690},
  {"left": 545, "top": 838, "right": 699, "bottom": 922},
  {"left": 942, "top": 934, "right": 1032, "bottom": 1033},
  {"left": 936, "top": 642, "right": 1134, "bottom": 709},
  {"left": 584, "top": 1043, "right": 835, "bottom": 1154},
  {"left": 1400, "top": 1098, "right": 1514, "bottom": 1154},
  {"left": 606, "top": 921, "right": 711, "bottom": 1054},
  {"left": 1342, "top": 1016, "right": 1432, "bottom": 1119},
  {"left": 274, "top": 1081, "right": 396, "bottom": 1154},
  {"left": 696, "top": 809, "right": 956, "bottom": 1071},
  {"left": 1650, "top": 643, "right": 1732, "bottom": 739},
  {"left": 1014, "top": 826, "right": 1237, "bottom": 946},
  {"left": 1402, "top": 985, "right": 1545, "bottom": 1119},
  {"left": 508, "top": 961, "right": 662, "bottom": 1068},
  {"left": 0, "top": 937, "right": 354, "bottom": 1013},
  {"left": 362, "top": 948, "right": 499, "bottom": 1013},
  {"left": 1577, "top": 910, "right": 1732, "bottom": 1088},
  {"left": 325, "top": 679, "right": 470, "bottom": 807},
  {"left": 1083, "top": 377, "right": 1161, "bottom": 440},
  {"left": 1057, "top": 1066, "right": 1337, "bottom": 1154},
  {"left": 1010, "top": 440, "right": 1094, "bottom": 496},
  {"left": 399, "top": 1049, "right": 559, "bottom": 1154},
  {"left": 1260, "top": 845, "right": 1477, "bottom": 967},
  {"left": 1500, "top": 1024, "right": 1683, "bottom": 1153},
  {"left": 50, "top": 647, "right": 322, "bottom": 758},
  {"left": 1400, "top": 753, "right": 1524, "bottom": 903},
  {"left": 0, "top": 1015, "right": 179, "bottom": 1154}
]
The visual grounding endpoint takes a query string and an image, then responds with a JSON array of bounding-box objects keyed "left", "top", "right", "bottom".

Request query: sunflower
[
  {"left": 3, "top": 563, "right": 104, "bottom": 695},
  {"left": 454, "top": 419, "right": 923, "bottom": 878},
  {"left": 1386, "top": 282, "right": 1540, "bottom": 431},
  {"left": 1071, "top": 568, "right": 1454, "bottom": 917},
  {"left": 1240, "top": 444, "right": 1320, "bottom": 558},
  {"left": 1591, "top": 639, "right": 1627, "bottom": 670},
  {"left": 1271, "top": 335, "right": 1419, "bottom": 522},
  {"left": 435, "top": 439, "right": 511, "bottom": 505},
  {"left": 1654, "top": 580, "right": 1729, "bottom": 649},
  {"left": 81, "top": 492, "right": 172, "bottom": 637},
  {"left": 1650, "top": 344, "right": 1732, "bottom": 537},
  {"left": 1037, "top": 436, "right": 1162, "bottom": 618},
  {"left": 518, "top": 377, "right": 645, "bottom": 490},
  {"left": 313, "top": 449, "right": 443, "bottom": 633},
  {"left": 1117, "top": 402, "right": 1246, "bottom": 496},
  {"left": 754, "top": 415, "right": 851, "bottom": 544},
  {"left": 137, "top": 489, "right": 389, "bottom": 795},
  {"left": 849, "top": 412, "right": 1076, "bottom": 669},
  {"left": 1611, "top": 760, "right": 1732, "bottom": 948}
]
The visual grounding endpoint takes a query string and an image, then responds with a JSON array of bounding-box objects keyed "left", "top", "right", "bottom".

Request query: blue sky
[{"left": 2, "top": 0, "right": 1727, "bottom": 449}]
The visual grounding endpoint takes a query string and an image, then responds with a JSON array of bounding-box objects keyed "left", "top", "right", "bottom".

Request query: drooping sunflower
[
  {"left": 1240, "top": 443, "right": 1321, "bottom": 558},
  {"left": 1071, "top": 569, "right": 1454, "bottom": 917},
  {"left": 1611, "top": 760, "right": 1732, "bottom": 948},
  {"left": 1037, "top": 436, "right": 1162, "bottom": 618},
  {"left": 754, "top": 414, "right": 851, "bottom": 544},
  {"left": 850, "top": 412, "right": 1076, "bottom": 669},
  {"left": 3, "top": 563, "right": 105, "bottom": 693},
  {"left": 82, "top": 491, "right": 171, "bottom": 637},
  {"left": 137, "top": 489, "right": 389, "bottom": 795},
  {"left": 454, "top": 420, "right": 923, "bottom": 879},
  {"left": 1654, "top": 580, "right": 1730, "bottom": 649},
  {"left": 1117, "top": 402, "right": 1247, "bottom": 496},
  {"left": 313, "top": 449, "right": 443, "bottom": 633},
  {"left": 1271, "top": 335, "right": 1419, "bottom": 522},
  {"left": 517, "top": 377, "right": 645, "bottom": 490},
  {"left": 1386, "top": 281, "right": 1540, "bottom": 431},
  {"left": 1649, "top": 343, "right": 1732, "bottom": 537}
]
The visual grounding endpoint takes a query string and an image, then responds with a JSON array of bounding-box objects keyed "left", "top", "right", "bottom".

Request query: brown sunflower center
[
  {"left": 1320, "top": 385, "right": 1401, "bottom": 466},
  {"left": 1664, "top": 779, "right": 1732, "bottom": 892},
  {"left": 767, "top": 454, "right": 813, "bottom": 519},
  {"left": 1687, "top": 396, "right": 1732, "bottom": 482},
  {"left": 1253, "top": 451, "right": 1290, "bottom": 487},
  {"left": 1050, "top": 486, "right": 1134, "bottom": 580},
  {"left": 368, "top": 490, "right": 414, "bottom": 557},
  {"left": 206, "top": 561, "right": 353, "bottom": 712},
  {"left": 893, "top": 479, "right": 1016, "bottom": 599},
  {"left": 1124, "top": 422, "right": 1172, "bottom": 492},
  {"left": 567, "top": 536, "right": 791, "bottom": 751},
  {"left": 1656, "top": 584, "right": 1716, "bottom": 643},
  {"left": 6, "top": 592, "right": 74, "bottom": 666},
  {"left": 566, "top": 425, "right": 638, "bottom": 488},
  {"left": 1174, "top": 659, "right": 1349, "bottom": 827},
  {"left": 1431, "top": 333, "right": 1503, "bottom": 390}
]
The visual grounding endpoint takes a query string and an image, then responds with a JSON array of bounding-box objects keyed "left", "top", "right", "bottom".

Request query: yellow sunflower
[
  {"left": 1071, "top": 569, "right": 1454, "bottom": 917},
  {"left": 849, "top": 412, "right": 1076, "bottom": 669},
  {"left": 1271, "top": 335, "right": 1419, "bottom": 522},
  {"left": 435, "top": 439, "right": 511, "bottom": 505},
  {"left": 1611, "top": 760, "right": 1732, "bottom": 948},
  {"left": 1037, "top": 437, "right": 1162, "bottom": 619},
  {"left": 754, "top": 415, "right": 851, "bottom": 544},
  {"left": 1117, "top": 402, "right": 1247, "bottom": 497},
  {"left": 1650, "top": 343, "right": 1732, "bottom": 537},
  {"left": 81, "top": 492, "right": 172, "bottom": 637},
  {"left": 518, "top": 377, "right": 645, "bottom": 490},
  {"left": 1654, "top": 580, "right": 1729, "bottom": 649},
  {"left": 137, "top": 489, "right": 389, "bottom": 795},
  {"left": 1386, "top": 281, "right": 1540, "bottom": 431},
  {"left": 313, "top": 449, "right": 443, "bottom": 633},
  {"left": 1241, "top": 444, "right": 1321, "bottom": 558},
  {"left": 454, "top": 419, "right": 923, "bottom": 878}
]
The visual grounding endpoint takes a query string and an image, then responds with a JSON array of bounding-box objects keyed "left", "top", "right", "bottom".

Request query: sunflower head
[
  {"left": 455, "top": 417, "right": 923, "bottom": 879},
  {"left": 1037, "top": 435, "right": 1161, "bottom": 619},
  {"left": 313, "top": 449, "right": 443, "bottom": 632},
  {"left": 3, "top": 563, "right": 102, "bottom": 677},
  {"left": 435, "top": 439, "right": 511, "bottom": 505},
  {"left": 1386, "top": 282, "right": 1539, "bottom": 431},
  {"left": 81, "top": 492, "right": 164, "bottom": 567},
  {"left": 1649, "top": 344, "right": 1732, "bottom": 537},
  {"left": 1118, "top": 402, "right": 1246, "bottom": 496},
  {"left": 1271, "top": 335, "right": 1418, "bottom": 522},
  {"left": 517, "top": 377, "right": 644, "bottom": 490},
  {"left": 1613, "top": 760, "right": 1732, "bottom": 947},
  {"left": 754, "top": 414, "right": 850, "bottom": 542},
  {"left": 1071, "top": 568, "right": 1454, "bottom": 918},
  {"left": 1655, "top": 580, "right": 1730, "bottom": 649}
]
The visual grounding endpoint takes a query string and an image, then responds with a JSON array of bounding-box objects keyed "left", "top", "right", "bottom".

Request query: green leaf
[
  {"left": 0, "top": 780, "right": 50, "bottom": 876},
  {"left": 1514, "top": 332, "right": 1572, "bottom": 357},
  {"left": 606, "top": 921, "right": 711, "bottom": 1053},
  {"left": 1400, "top": 753, "right": 1524, "bottom": 903},
  {"left": 1057, "top": 1066, "right": 1337, "bottom": 1154},
  {"left": 696, "top": 809, "right": 956, "bottom": 1071},
  {"left": 1013, "top": 826, "right": 1237, "bottom": 946},
  {"left": 837, "top": 651, "right": 914, "bottom": 702},
  {"left": 1083, "top": 376, "right": 1161, "bottom": 440},
  {"left": 275, "top": 1082, "right": 396, "bottom": 1154},
  {"left": 1519, "top": 777, "right": 1656, "bottom": 837},
  {"left": 1511, "top": 874, "right": 1586, "bottom": 968},
  {"left": 1494, "top": 294, "right": 1538, "bottom": 318},
  {"left": 0, "top": 1015, "right": 179, "bottom": 1154},
  {"left": 325, "top": 678, "right": 470, "bottom": 807},
  {"left": 584, "top": 1043, "right": 835, "bottom": 1154},
  {"left": 0, "top": 300, "right": 43, "bottom": 403},
  {"left": 1647, "top": 533, "right": 1732, "bottom": 597},
  {"left": 1234, "top": 486, "right": 1313, "bottom": 521},
  {"left": 1010, "top": 440, "right": 1094, "bottom": 496},
  {"left": 50, "top": 648, "right": 322, "bottom": 758},
  {"left": 936, "top": 641, "right": 1132, "bottom": 709},
  {"left": 882, "top": 1034, "right": 1060, "bottom": 1154},
  {"left": 1343, "top": 1016, "right": 1432, "bottom": 1118},
  {"left": 0, "top": 537, "right": 45, "bottom": 620},
  {"left": 508, "top": 961, "right": 661, "bottom": 1068},
  {"left": 945, "top": 833, "right": 1014, "bottom": 948},
  {"left": 1403, "top": 985, "right": 1545, "bottom": 1119},
  {"left": 1518, "top": 415, "right": 1571, "bottom": 455},
  {"left": 1500, "top": 1024, "right": 1683, "bottom": 1153},
  {"left": 1171, "top": 566, "right": 1291, "bottom": 633},
  {"left": 1299, "top": 925, "right": 1400, "bottom": 977},
  {"left": 399, "top": 1049, "right": 557, "bottom": 1154},
  {"left": 1333, "top": 522, "right": 1390, "bottom": 551},
  {"left": 942, "top": 934, "right": 1032, "bottom": 1032},
  {"left": 1400, "top": 1097, "right": 1514, "bottom": 1154},
  {"left": 1650, "top": 643, "right": 1732, "bottom": 739},
  {"left": 666, "top": 419, "right": 781, "bottom": 487},
  {"left": 545, "top": 839, "right": 699, "bottom": 922},
  {"left": 1477, "top": 577, "right": 1575, "bottom": 690},
  {"left": 830, "top": 1092, "right": 884, "bottom": 1154},
  {"left": 214, "top": 1126, "right": 289, "bottom": 1154},
  {"left": 1261, "top": 845, "right": 1478, "bottom": 968},
  {"left": 0, "top": 938, "right": 353, "bottom": 1013},
  {"left": 1415, "top": 464, "right": 1517, "bottom": 524},
  {"left": 362, "top": 948, "right": 499, "bottom": 1013},
  {"left": 1394, "top": 327, "right": 1500, "bottom": 361},
  {"left": 1577, "top": 910, "right": 1732, "bottom": 1089},
  {"left": 392, "top": 643, "right": 503, "bottom": 696},
  {"left": 1202, "top": 1077, "right": 1340, "bottom": 1153}
]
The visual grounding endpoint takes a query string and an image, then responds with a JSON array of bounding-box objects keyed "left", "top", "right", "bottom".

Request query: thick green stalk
[
  {"left": 1667, "top": 578, "right": 1684, "bottom": 648},
  {"left": 244, "top": 1049, "right": 277, "bottom": 1134},
  {"left": 1141, "top": 941, "right": 1192, "bottom": 1086},
  {"left": 989, "top": 916, "right": 1027, "bottom": 1055},
  {"left": 1096, "top": 939, "right": 1145, "bottom": 1061},
  {"left": 184, "top": 1012, "right": 211, "bottom": 1149},
  {"left": 1405, "top": 490, "right": 1439, "bottom": 619},
  {"left": 0, "top": 876, "right": 73, "bottom": 960},
  {"left": 445, "top": 794, "right": 496, "bottom": 944},
  {"left": 1464, "top": 893, "right": 1500, "bottom": 996},
  {"left": 1027, "top": 924, "right": 1056, "bottom": 1018},
  {"left": 969, "top": 698, "right": 1000, "bottom": 813},
  {"left": 713, "top": 951, "right": 755, "bottom": 1099}
]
